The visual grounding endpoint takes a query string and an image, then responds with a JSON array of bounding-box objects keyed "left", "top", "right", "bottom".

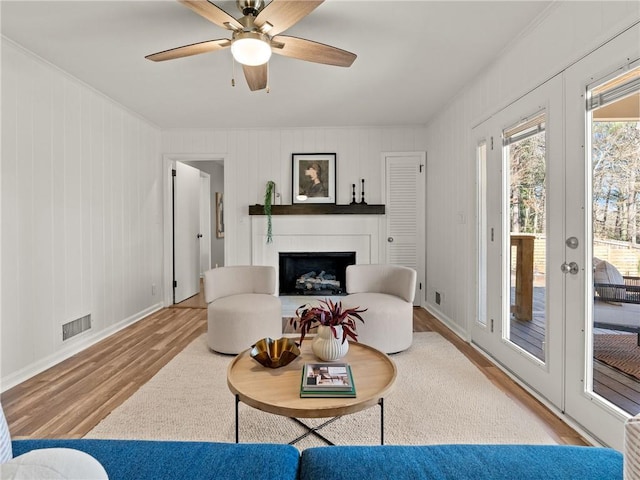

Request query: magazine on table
[{"left": 300, "top": 363, "right": 356, "bottom": 397}]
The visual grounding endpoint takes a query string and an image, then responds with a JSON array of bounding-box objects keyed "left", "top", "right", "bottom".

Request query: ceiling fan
[{"left": 145, "top": 0, "right": 357, "bottom": 91}]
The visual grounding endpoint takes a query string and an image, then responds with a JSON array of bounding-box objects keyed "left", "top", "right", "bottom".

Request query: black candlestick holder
[
  {"left": 351, "top": 184, "right": 357, "bottom": 204},
  {"left": 360, "top": 178, "right": 367, "bottom": 205}
]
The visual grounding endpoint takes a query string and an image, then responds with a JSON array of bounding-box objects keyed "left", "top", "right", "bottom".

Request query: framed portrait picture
[
  {"left": 215, "top": 192, "right": 224, "bottom": 238},
  {"left": 292, "top": 153, "right": 336, "bottom": 204}
]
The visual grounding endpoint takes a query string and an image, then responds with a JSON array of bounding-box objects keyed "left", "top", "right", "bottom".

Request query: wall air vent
[{"left": 62, "top": 314, "right": 91, "bottom": 341}]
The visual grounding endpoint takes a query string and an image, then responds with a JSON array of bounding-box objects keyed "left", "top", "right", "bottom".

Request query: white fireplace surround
[{"left": 251, "top": 214, "right": 383, "bottom": 299}]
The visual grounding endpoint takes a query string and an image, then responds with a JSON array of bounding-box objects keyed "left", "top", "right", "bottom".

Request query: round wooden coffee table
[{"left": 227, "top": 340, "right": 397, "bottom": 445}]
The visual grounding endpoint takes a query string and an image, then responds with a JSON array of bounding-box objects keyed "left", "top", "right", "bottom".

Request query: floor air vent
[{"left": 62, "top": 314, "right": 91, "bottom": 341}]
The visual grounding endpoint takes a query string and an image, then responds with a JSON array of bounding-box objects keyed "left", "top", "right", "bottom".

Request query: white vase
[{"left": 312, "top": 325, "right": 349, "bottom": 361}]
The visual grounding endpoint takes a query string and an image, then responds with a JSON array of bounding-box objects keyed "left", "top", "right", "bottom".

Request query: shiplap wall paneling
[
  {"left": 33, "top": 60, "right": 55, "bottom": 356},
  {"left": 425, "top": 102, "right": 472, "bottom": 334},
  {"left": 161, "top": 126, "right": 427, "bottom": 264},
  {"left": 90, "top": 94, "right": 105, "bottom": 333},
  {"left": 2, "top": 47, "right": 18, "bottom": 371},
  {"left": 1, "top": 40, "right": 162, "bottom": 387}
]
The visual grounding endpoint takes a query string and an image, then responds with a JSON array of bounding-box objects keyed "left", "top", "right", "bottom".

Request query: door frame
[
  {"left": 162, "top": 153, "right": 228, "bottom": 307},
  {"left": 199, "top": 172, "right": 212, "bottom": 275}
]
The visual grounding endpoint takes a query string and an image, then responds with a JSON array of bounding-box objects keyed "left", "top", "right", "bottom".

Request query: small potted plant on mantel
[{"left": 290, "top": 299, "right": 367, "bottom": 361}]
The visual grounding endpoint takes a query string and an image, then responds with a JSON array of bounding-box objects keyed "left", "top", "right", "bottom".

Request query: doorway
[{"left": 163, "top": 154, "right": 226, "bottom": 306}]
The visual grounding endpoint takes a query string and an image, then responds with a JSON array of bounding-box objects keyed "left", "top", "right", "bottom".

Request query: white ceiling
[{"left": 1, "top": 1, "right": 552, "bottom": 129}]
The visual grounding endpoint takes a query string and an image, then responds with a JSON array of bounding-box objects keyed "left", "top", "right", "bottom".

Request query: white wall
[
  {"left": 1, "top": 39, "right": 163, "bottom": 389},
  {"left": 423, "top": 2, "right": 640, "bottom": 336},
  {"left": 162, "top": 127, "right": 428, "bottom": 266}
]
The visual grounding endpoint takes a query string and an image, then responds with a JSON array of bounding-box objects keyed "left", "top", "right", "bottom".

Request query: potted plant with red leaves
[{"left": 290, "top": 299, "right": 367, "bottom": 361}]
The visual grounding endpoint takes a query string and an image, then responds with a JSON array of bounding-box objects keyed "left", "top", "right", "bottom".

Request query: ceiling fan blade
[
  {"left": 243, "top": 64, "right": 268, "bottom": 91},
  {"left": 254, "top": 0, "right": 324, "bottom": 36},
  {"left": 145, "top": 38, "right": 231, "bottom": 62},
  {"left": 179, "top": 0, "right": 243, "bottom": 31},
  {"left": 271, "top": 35, "right": 356, "bottom": 67}
]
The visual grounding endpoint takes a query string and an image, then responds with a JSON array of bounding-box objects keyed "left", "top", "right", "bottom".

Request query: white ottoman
[{"left": 0, "top": 448, "right": 108, "bottom": 479}]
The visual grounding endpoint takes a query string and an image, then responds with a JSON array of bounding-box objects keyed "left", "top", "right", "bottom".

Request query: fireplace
[{"left": 279, "top": 252, "right": 356, "bottom": 296}]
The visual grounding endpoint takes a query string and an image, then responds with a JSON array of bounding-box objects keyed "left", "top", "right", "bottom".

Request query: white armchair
[
  {"left": 344, "top": 264, "right": 417, "bottom": 354},
  {"left": 204, "top": 266, "right": 282, "bottom": 354}
]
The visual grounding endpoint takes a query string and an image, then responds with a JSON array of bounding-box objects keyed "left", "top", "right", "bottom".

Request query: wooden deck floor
[{"left": 510, "top": 287, "right": 640, "bottom": 415}]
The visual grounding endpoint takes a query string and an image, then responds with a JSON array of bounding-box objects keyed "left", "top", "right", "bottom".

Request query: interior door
[
  {"left": 383, "top": 152, "right": 426, "bottom": 305},
  {"left": 174, "top": 161, "right": 201, "bottom": 303},
  {"left": 472, "top": 75, "right": 565, "bottom": 408}
]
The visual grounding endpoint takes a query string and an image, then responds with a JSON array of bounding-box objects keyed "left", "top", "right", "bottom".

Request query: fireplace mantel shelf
[{"left": 249, "top": 204, "right": 385, "bottom": 215}]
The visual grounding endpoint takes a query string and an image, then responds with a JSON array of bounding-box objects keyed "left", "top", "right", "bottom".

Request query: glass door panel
[
  {"left": 589, "top": 65, "right": 640, "bottom": 416},
  {"left": 504, "top": 115, "right": 547, "bottom": 362}
]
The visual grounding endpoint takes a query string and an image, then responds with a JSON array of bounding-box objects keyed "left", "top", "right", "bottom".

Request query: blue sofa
[{"left": 13, "top": 439, "right": 622, "bottom": 480}]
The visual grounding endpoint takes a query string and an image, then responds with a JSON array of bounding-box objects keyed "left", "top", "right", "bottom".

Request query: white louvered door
[{"left": 384, "top": 152, "right": 426, "bottom": 305}]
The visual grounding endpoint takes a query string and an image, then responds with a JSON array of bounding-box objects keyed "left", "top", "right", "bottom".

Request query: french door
[
  {"left": 472, "top": 75, "right": 565, "bottom": 408},
  {"left": 564, "top": 26, "right": 639, "bottom": 450},
  {"left": 474, "top": 24, "right": 639, "bottom": 450}
]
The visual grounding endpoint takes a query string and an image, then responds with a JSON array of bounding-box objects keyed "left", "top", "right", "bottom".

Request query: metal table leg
[
  {"left": 235, "top": 394, "right": 239, "bottom": 443},
  {"left": 288, "top": 417, "right": 340, "bottom": 445},
  {"left": 379, "top": 397, "right": 384, "bottom": 445},
  {"left": 235, "top": 395, "right": 387, "bottom": 445}
]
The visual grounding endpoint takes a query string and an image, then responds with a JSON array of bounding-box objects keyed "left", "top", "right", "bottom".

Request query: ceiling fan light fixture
[{"left": 231, "top": 32, "right": 272, "bottom": 66}]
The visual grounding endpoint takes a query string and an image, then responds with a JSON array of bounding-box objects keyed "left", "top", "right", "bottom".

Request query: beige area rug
[
  {"left": 594, "top": 333, "right": 640, "bottom": 380},
  {"left": 85, "top": 333, "right": 556, "bottom": 449}
]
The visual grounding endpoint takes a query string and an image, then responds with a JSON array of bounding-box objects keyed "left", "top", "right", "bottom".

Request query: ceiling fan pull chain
[
  {"left": 231, "top": 56, "right": 236, "bottom": 87},
  {"left": 266, "top": 61, "right": 270, "bottom": 93}
]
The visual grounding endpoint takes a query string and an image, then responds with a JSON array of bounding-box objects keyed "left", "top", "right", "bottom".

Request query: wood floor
[{"left": 1, "top": 304, "right": 588, "bottom": 446}]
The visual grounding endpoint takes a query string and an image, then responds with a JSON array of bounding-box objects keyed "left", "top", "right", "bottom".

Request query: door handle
[
  {"left": 197, "top": 233, "right": 203, "bottom": 238},
  {"left": 560, "top": 262, "right": 579, "bottom": 275},
  {"left": 387, "top": 237, "right": 394, "bottom": 243}
]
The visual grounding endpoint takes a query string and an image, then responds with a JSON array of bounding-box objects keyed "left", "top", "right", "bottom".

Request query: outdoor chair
[{"left": 593, "top": 259, "right": 640, "bottom": 344}]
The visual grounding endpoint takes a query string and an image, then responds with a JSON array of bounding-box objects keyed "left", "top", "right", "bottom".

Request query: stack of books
[{"left": 300, "top": 362, "right": 356, "bottom": 398}]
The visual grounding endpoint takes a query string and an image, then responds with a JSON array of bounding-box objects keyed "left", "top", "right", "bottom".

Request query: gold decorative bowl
[{"left": 250, "top": 337, "right": 300, "bottom": 368}]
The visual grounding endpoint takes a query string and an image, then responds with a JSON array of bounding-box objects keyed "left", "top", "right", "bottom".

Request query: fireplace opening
[{"left": 279, "top": 252, "right": 356, "bottom": 296}]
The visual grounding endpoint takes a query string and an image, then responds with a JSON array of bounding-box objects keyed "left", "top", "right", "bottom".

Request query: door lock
[
  {"left": 387, "top": 237, "right": 394, "bottom": 243},
  {"left": 565, "top": 237, "right": 579, "bottom": 249},
  {"left": 560, "top": 262, "right": 579, "bottom": 275}
]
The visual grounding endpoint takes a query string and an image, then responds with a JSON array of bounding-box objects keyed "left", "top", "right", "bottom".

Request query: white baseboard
[
  {"left": 424, "top": 302, "right": 469, "bottom": 341},
  {"left": 1, "top": 303, "right": 164, "bottom": 393}
]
